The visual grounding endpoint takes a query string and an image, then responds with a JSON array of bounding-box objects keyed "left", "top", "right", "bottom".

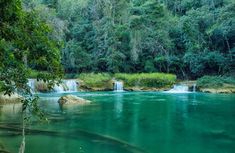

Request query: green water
[{"left": 1, "top": 92, "right": 235, "bottom": 153}]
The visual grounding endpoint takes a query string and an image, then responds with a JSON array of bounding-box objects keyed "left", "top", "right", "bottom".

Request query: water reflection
[
  {"left": 0, "top": 103, "right": 22, "bottom": 122},
  {"left": 114, "top": 93, "right": 123, "bottom": 118}
]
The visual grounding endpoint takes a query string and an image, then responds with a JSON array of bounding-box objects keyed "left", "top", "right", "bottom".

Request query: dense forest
[
  {"left": 21, "top": 0, "right": 235, "bottom": 79},
  {"left": 1, "top": 0, "right": 235, "bottom": 80}
]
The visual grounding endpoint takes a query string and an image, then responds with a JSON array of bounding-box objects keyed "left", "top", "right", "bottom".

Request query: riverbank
[
  {"left": 196, "top": 76, "right": 235, "bottom": 94},
  {"left": 22, "top": 72, "right": 235, "bottom": 94},
  {"left": 78, "top": 73, "right": 176, "bottom": 91}
]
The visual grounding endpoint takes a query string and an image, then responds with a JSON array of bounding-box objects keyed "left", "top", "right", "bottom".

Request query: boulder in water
[
  {"left": 58, "top": 95, "right": 91, "bottom": 106},
  {"left": 0, "top": 93, "right": 23, "bottom": 104}
]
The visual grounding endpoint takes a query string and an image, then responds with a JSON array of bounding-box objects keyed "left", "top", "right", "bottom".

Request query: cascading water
[
  {"left": 53, "top": 84, "right": 64, "bottom": 92},
  {"left": 193, "top": 84, "right": 196, "bottom": 92},
  {"left": 64, "top": 80, "right": 78, "bottom": 92},
  {"left": 27, "top": 79, "right": 35, "bottom": 92},
  {"left": 53, "top": 80, "right": 78, "bottom": 92},
  {"left": 114, "top": 81, "right": 124, "bottom": 92},
  {"left": 27, "top": 79, "right": 78, "bottom": 93},
  {"left": 165, "top": 85, "right": 190, "bottom": 93}
]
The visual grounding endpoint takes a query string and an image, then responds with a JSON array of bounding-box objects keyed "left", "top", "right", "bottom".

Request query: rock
[
  {"left": 78, "top": 79, "right": 113, "bottom": 91},
  {"left": 34, "top": 80, "right": 50, "bottom": 92},
  {"left": 124, "top": 87, "right": 170, "bottom": 91},
  {"left": 199, "top": 88, "right": 235, "bottom": 94},
  {"left": 0, "top": 93, "right": 23, "bottom": 104},
  {"left": 58, "top": 95, "right": 91, "bottom": 106}
]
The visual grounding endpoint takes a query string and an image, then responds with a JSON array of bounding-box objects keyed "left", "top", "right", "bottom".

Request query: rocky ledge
[
  {"left": 0, "top": 93, "right": 23, "bottom": 104},
  {"left": 58, "top": 95, "right": 91, "bottom": 106},
  {"left": 199, "top": 88, "right": 235, "bottom": 94}
]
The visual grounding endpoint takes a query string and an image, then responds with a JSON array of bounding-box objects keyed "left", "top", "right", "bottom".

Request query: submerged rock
[
  {"left": 0, "top": 93, "right": 23, "bottom": 104},
  {"left": 58, "top": 95, "right": 91, "bottom": 106}
]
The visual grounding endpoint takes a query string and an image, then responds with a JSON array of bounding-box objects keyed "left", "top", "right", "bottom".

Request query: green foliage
[
  {"left": 0, "top": 0, "right": 62, "bottom": 94},
  {"left": 183, "top": 51, "right": 229, "bottom": 77},
  {"left": 28, "top": 70, "right": 55, "bottom": 80},
  {"left": 62, "top": 39, "right": 92, "bottom": 73},
  {"left": 27, "top": 0, "right": 234, "bottom": 79},
  {"left": 115, "top": 73, "right": 176, "bottom": 88},
  {"left": 4, "top": 0, "right": 235, "bottom": 83},
  {"left": 78, "top": 73, "right": 112, "bottom": 88},
  {"left": 64, "top": 73, "right": 78, "bottom": 79},
  {"left": 0, "top": 0, "right": 62, "bottom": 124},
  {"left": 197, "top": 76, "right": 235, "bottom": 88}
]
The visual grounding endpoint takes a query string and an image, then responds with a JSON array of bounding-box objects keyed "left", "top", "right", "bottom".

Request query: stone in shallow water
[{"left": 58, "top": 95, "right": 91, "bottom": 106}]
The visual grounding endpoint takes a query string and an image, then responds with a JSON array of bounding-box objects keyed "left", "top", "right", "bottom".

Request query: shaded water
[{"left": 0, "top": 92, "right": 235, "bottom": 153}]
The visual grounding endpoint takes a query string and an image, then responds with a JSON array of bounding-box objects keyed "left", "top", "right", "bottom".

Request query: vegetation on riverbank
[
  {"left": 26, "top": 71, "right": 235, "bottom": 93},
  {"left": 20, "top": 0, "right": 235, "bottom": 79},
  {"left": 197, "top": 76, "right": 235, "bottom": 93},
  {"left": 76, "top": 73, "right": 176, "bottom": 91},
  {"left": 78, "top": 73, "right": 113, "bottom": 90},
  {"left": 1, "top": 0, "right": 234, "bottom": 100},
  {"left": 115, "top": 73, "right": 176, "bottom": 88}
]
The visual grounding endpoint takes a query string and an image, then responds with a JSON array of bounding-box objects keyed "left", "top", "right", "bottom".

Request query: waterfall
[
  {"left": 114, "top": 81, "right": 124, "bottom": 92},
  {"left": 27, "top": 79, "right": 78, "bottom": 93},
  {"left": 165, "top": 85, "right": 190, "bottom": 93},
  {"left": 193, "top": 84, "right": 196, "bottom": 92},
  {"left": 64, "top": 80, "right": 78, "bottom": 92},
  {"left": 53, "top": 80, "right": 78, "bottom": 92},
  {"left": 53, "top": 84, "right": 64, "bottom": 92},
  {"left": 27, "top": 79, "right": 35, "bottom": 92}
]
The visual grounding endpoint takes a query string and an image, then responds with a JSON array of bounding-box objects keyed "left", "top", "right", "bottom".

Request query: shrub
[
  {"left": 114, "top": 73, "right": 176, "bottom": 88},
  {"left": 78, "top": 73, "right": 112, "bottom": 88},
  {"left": 197, "top": 76, "right": 235, "bottom": 88},
  {"left": 64, "top": 73, "right": 77, "bottom": 79},
  {"left": 28, "top": 70, "right": 53, "bottom": 79}
]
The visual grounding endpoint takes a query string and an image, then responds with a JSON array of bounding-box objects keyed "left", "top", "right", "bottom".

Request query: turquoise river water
[{"left": 0, "top": 91, "right": 235, "bottom": 153}]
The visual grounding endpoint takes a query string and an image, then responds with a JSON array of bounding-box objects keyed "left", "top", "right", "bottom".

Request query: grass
[
  {"left": 197, "top": 76, "right": 235, "bottom": 89},
  {"left": 114, "top": 73, "right": 176, "bottom": 88},
  {"left": 78, "top": 73, "right": 176, "bottom": 89},
  {"left": 78, "top": 73, "right": 112, "bottom": 88}
]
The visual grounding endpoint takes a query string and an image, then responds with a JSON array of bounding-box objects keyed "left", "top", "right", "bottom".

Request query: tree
[
  {"left": 25, "top": 0, "right": 235, "bottom": 78},
  {"left": 0, "top": 0, "right": 62, "bottom": 152}
]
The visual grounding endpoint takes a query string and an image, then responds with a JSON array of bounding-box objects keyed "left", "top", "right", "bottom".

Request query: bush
[
  {"left": 28, "top": 70, "right": 63, "bottom": 82},
  {"left": 78, "top": 73, "right": 112, "bottom": 88},
  {"left": 197, "top": 76, "right": 235, "bottom": 88},
  {"left": 28, "top": 70, "right": 51, "bottom": 79},
  {"left": 114, "top": 73, "right": 176, "bottom": 88},
  {"left": 64, "top": 73, "right": 78, "bottom": 79}
]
